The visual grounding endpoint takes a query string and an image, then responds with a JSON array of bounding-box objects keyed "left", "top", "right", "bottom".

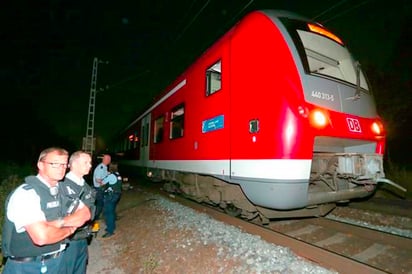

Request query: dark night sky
[{"left": 0, "top": 0, "right": 411, "bottom": 161}]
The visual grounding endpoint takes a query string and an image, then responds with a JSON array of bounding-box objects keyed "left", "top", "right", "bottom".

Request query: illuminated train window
[
  {"left": 154, "top": 115, "right": 164, "bottom": 143},
  {"left": 127, "top": 132, "right": 139, "bottom": 148},
  {"left": 206, "top": 60, "right": 221, "bottom": 96},
  {"left": 170, "top": 104, "right": 184, "bottom": 139},
  {"left": 132, "top": 130, "right": 139, "bottom": 148}
]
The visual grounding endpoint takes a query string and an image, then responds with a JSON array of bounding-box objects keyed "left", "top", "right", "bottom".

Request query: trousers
[
  {"left": 60, "top": 239, "right": 88, "bottom": 274},
  {"left": 94, "top": 187, "right": 104, "bottom": 220},
  {"left": 103, "top": 192, "right": 121, "bottom": 234}
]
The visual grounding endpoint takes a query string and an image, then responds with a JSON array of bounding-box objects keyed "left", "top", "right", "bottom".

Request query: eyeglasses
[{"left": 42, "top": 161, "right": 68, "bottom": 168}]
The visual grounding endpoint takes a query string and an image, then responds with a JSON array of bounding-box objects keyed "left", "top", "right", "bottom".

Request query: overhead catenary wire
[
  {"left": 102, "top": 0, "right": 377, "bottom": 92},
  {"left": 321, "top": 0, "right": 373, "bottom": 23},
  {"left": 99, "top": 1, "right": 260, "bottom": 96},
  {"left": 171, "top": 0, "right": 208, "bottom": 46},
  {"left": 99, "top": 1, "right": 212, "bottom": 93},
  {"left": 102, "top": 0, "right": 377, "bottom": 97},
  {"left": 313, "top": 0, "right": 374, "bottom": 24},
  {"left": 97, "top": 1, "right": 259, "bottom": 140},
  {"left": 311, "top": 0, "right": 349, "bottom": 21},
  {"left": 219, "top": 0, "right": 255, "bottom": 32},
  {"left": 98, "top": 69, "right": 151, "bottom": 92}
]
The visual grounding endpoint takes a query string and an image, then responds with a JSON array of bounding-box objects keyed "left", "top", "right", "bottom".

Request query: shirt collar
[
  {"left": 37, "top": 174, "right": 58, "bottom": 188},
  {"left": 65, "top": 171, "right": 85, "bottom": 186}
]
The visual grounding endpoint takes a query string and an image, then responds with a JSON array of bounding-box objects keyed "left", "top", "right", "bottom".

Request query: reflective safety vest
[
  {"left": 2, "top": 176, "right": 65, "bottom": 257},
  {"left": 102, "top": 172, "right": 122, "bottom": 194}
]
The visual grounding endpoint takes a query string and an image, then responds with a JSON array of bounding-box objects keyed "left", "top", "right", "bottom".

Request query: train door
[
  {"left": 228, "top": 20, "right": 280, "bottom": 181},
  {"left": 140, "top": 113, "right": 151, "bottom": 166}
]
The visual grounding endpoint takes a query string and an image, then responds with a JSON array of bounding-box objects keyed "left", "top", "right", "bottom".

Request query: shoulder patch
[{"left": 22, "top": 184, "right": 33, "bottom": 190}]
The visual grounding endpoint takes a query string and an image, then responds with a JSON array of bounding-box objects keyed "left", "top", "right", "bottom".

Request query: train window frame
[
  {"left": 133, "top": 130, "right": 139, "bottom": 148},
  {"left": 127, "top": 134, "right": 132, "bottom": 149},
  {"left": 126, "top": 135, "right": 132, "bottom": 150},
  {"left": 154, "top": 115, "right": 165, "bottom": 144},
  {"left": 206, "top": 60, "right": 222, "bottom": 96},
  {"left": 127, "top": 130, "right": 139, "bottom": 149},
  {"left": 170, "top": 104, "right": 184, "bottom": 139},
  {"left": 281, "top": 18, "right": 370, "bottom": 92}
]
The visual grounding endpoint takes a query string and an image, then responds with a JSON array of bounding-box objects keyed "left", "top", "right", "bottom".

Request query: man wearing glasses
[{"left": 2, "top": 147, "right": 91, "bottom": 274}]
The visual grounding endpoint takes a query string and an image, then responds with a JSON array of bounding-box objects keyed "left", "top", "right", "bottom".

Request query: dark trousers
[
  {"left": 60, "top": 239, "right": 88, "bottom": 274},
  {"left": 94, "top": 187, "right": 104, "bottom": 220},
  {"left": 103, "top": 192, "right": 121, "bottom": 234},
  {"left": 2, "top": 255, "right": 63, "bottom": 274}
]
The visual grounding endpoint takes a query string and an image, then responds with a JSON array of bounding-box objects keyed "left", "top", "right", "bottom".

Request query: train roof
[
  {"left": 118, "top": 9, "right": 317, "bottom": 135},
  {"left": 261, "top": 9, "right": 312, "bottom": 22}
]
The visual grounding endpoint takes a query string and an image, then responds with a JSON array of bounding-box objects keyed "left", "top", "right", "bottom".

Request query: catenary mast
[{"left": 82, "top": 57, "right": 107, "bottom": 156}]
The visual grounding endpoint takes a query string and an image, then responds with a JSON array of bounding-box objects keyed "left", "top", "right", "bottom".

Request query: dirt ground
[
  {"left": 86, "top": 184, "right": 412, "bottom": 274},
  {"left": 87, "top": 186, "right": 243, "bottom": 274}
]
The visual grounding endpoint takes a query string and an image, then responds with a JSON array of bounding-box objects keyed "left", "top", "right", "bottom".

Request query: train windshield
[{"left": 296, "top": 23, "right": 369, "bottom": 91}]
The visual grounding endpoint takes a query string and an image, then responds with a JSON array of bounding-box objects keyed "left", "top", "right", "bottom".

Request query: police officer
[
  {"left": 92, "top": 154, "right": 111, "bottom": 220},
  {"left": 2, "top": 147, "right": 91, "bottom": 274},
  {"left": 59, "top": 151, "right": 96, "bottom": 274},
  {"left": 101, "top": 169, "right": 122, "bottom": 238}
]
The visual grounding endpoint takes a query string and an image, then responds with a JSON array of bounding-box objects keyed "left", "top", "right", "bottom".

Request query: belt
[
  {"left": 70, "top": 226, "right": 91, "bottom": 241},
  {"left": 10, "top": 250, "right": 63, "bottom": 262}
]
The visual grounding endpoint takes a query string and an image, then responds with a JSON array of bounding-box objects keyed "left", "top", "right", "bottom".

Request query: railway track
[
  {"left": 268, "top": 217, "right": 412, "bottom": 273},
  {"left": 153, "top": 186, "right": 412, "bottom": 274}
]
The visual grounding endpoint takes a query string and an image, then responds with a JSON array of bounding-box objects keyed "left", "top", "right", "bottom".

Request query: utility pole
[{"left": 82, "top": 57, "right": 108, "bottom": 156}]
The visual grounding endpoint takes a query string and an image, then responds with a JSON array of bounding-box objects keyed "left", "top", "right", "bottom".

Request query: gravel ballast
[
  {"left": 151, "top": 195, "right": 336, "bottom": 273},
  {"left": 88, "top": 188, "right": 412, "bottom": 273}
]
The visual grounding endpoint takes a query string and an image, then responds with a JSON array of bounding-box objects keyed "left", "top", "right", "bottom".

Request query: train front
[{"left": 273, "top": 11, "right": 404, "bottom": 208}]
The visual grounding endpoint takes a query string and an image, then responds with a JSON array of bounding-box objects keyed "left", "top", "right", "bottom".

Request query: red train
[{"left": 112, "top": 10, "right": 403, "bottom": 220}]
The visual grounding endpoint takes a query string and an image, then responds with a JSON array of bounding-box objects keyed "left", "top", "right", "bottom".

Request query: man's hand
[
  {"left": 62, "top": 205, "right": 91, "bottom": 227},
  {"left": 25, "top": 221, "right": 77, "bottom": 246}
]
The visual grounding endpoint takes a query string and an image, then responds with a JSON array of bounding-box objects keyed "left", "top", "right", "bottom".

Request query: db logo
[{"left": 346, "top": 118, "right": 362, "bottom": 133}]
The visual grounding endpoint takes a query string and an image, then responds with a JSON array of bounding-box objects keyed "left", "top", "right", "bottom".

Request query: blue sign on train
[{"left": 202, "top": 115, "right": 224, "bottom": 133}]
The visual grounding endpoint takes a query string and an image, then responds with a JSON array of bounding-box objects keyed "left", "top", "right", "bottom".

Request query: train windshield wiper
[{"left": 353, "top": 61, "right": 361, "bottom": 100}]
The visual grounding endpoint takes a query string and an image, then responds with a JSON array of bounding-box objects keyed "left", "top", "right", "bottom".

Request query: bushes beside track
[{"left": 0, "top": 162, "right": 34, "bottom": 268}]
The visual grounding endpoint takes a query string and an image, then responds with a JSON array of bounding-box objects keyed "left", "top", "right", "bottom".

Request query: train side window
[
  {"left": 133, "top": 130, "right": 139, "bottom": 148},
  {"left": 206, "top": 60, "right": 221, "bottom": 96},
  {"left": 127, "top": 134, "right": 133, "bottom": 149},
  {"left": 154, "top": 115, "right": 164, "bottom": 143},
  {"left": 170, "top": 104, "right": 184, "bottom": 139}
]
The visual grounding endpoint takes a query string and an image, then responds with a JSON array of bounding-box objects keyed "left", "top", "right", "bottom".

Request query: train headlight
[
  {"left": 309, "top": 109, "right": 329, "bottom": 129},
  {"left": 371, "top": 121, "right": 384, "bottom": 135}
]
